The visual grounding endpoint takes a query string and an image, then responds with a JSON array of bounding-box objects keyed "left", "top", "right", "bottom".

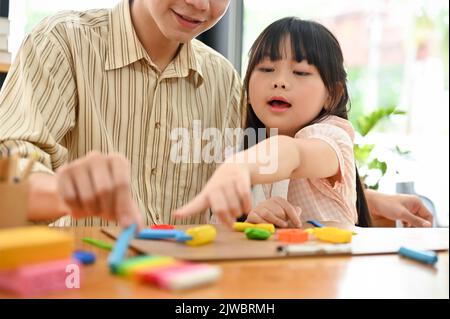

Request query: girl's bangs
[{"left": 250, "top": 19, "right": 321, "bottom": 66}]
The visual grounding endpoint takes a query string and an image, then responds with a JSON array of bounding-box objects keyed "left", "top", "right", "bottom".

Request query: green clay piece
[{"left": 244, "top": 227, "right": 271, "bottom": 240}]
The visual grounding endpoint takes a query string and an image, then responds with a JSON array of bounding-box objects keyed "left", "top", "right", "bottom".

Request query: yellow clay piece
[
  {"left": 313, "top": 227, "right": 353, "bottom": 244},
  {"left": 185, "top": 225, "right": 217, "bottom": 246},
  {"left": 233, "top": 222, "right": 275, "bottom": 234},
  {"left": 233, "top": 222, "right": 254, "bottom": 232},
  {"left": 0, "top": 226, "right": 74, "bottom": 270}
]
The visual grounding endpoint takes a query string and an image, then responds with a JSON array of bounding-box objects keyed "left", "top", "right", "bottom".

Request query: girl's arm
[
  {"left": 238, "top": 135, "right": 339, "bottom": 184},
  {"left": 174, "top": 135, "right": 339, "bottom": 227}
]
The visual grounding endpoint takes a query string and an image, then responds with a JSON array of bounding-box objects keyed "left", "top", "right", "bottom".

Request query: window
[{"left": 9, "top": 0, "right": 119, "bottom": 57}]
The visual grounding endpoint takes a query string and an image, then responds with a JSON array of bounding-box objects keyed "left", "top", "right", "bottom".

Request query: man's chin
[{"left": 163, "top": 30, "right": 200, "bottom": 43}]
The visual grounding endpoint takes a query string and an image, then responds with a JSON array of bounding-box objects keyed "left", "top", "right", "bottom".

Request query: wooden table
[{"left": 0, "top": 227, "right": 448, "bottom": 299}]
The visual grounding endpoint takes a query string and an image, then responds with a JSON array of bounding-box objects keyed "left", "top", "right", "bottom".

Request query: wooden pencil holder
[{"left": 0, "top": 182, "right": 29, "bottom": 229}]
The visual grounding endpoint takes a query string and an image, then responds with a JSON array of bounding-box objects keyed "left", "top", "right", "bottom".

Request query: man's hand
[
  {"left": 28, "top": 172, "right": 71, "bottom": 221},
  {"left": 365, "top": 189, "right": 433, "bottom": 227},
  {"left": 55, "top": 151, "right": 143, "bottom": 229}
]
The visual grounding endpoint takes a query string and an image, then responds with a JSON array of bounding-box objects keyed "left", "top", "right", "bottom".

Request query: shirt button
[
  {"left": 151, "top": 168, "right": 157, "bottom": 175},
  {"left": 155, "top": 122, "right": 161, "bottom": 129},
  {"left": 155, "top": 215, "right": 160, "bottom": 221}
]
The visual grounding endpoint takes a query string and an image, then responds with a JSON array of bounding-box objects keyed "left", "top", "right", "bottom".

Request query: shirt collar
[
  {"left": 105, "top": 0, "right": 204, "bottom": 86},
  {"left": 105, "top": 0, "right": 147, "bottom": 71},
  {"left": 164, "top": 42, "right": 204, "bottom": 85}
]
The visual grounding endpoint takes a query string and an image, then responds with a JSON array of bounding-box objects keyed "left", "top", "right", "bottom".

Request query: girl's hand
[
  {"left": 246, "top": 197, "right": 302, "bottom": 228},
  {"left": 173, "top": 163, "right": 252, "bottom": 227}
]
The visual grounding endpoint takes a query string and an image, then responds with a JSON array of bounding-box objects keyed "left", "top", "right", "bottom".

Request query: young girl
[{"left": 174, "top": 17, "right": 371, "bottom": 228}]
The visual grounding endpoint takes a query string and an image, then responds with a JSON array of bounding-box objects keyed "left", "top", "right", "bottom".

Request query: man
[
  {"left": 0, "top": 0, "right": 240, "bottom": 229},
  {"left": 0, "top": 0, "right": 432, "bottom": 228}
]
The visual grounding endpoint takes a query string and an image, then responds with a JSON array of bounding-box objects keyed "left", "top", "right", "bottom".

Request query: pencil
[
  {"left": 82, "top": 237, "right": 114, "bottom": 251},
  {"left": 20, "top": 153, "right": 38, "bottom": 181},
  {"left": 8, "top": 152, "right": 19, "bottom": 184},
  {"left": 108, "top": 224, "right": 137, "bottom": 273},
  {"left": 306, "top": 220, "right": 325, "bottom": 228},
  {"left": 0, "top": 158, "right": 7, "bottom": 182},
  {"left": 0, "top": 148, "right": 10, "bottom": 182}
]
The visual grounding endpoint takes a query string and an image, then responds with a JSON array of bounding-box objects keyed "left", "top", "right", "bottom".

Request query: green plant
[{"left": 353, "top": 106, "right": 407, "bottom": 190}]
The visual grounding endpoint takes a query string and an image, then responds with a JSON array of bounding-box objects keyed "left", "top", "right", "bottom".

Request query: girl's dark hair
[{"left": 242, "top": 17, "right": 372, "bottom": 227}]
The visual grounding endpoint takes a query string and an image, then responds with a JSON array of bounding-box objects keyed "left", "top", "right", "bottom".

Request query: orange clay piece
[{"left": 277, "top": 229, "right": 309, "bottom": 243}]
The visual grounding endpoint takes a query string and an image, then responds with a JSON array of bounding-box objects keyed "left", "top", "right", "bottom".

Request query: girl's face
[
  {"left": 143, "top": 0, "right": 230, "bottom": 43},
  {"left": 248, "top": 39, "right": 329, "bottom": 137}
]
